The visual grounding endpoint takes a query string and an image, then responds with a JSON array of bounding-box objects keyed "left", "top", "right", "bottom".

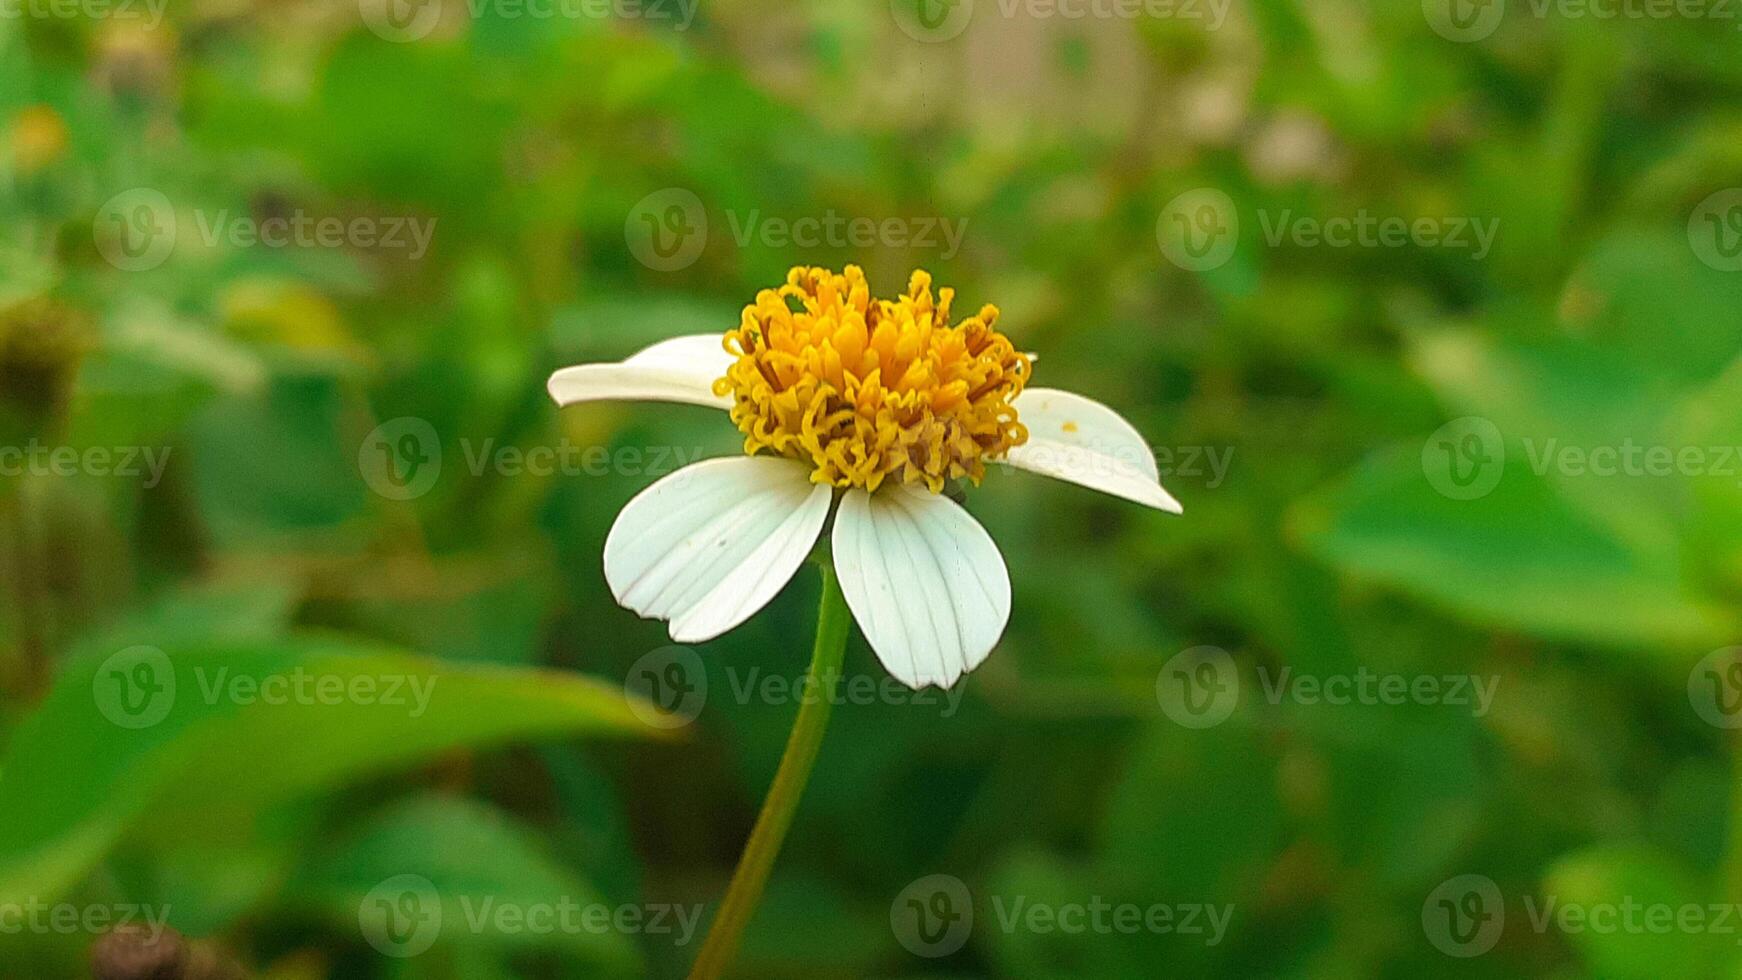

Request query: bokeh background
[{"left": 4, "top": 0, "right": 1742, "bottom": 976}]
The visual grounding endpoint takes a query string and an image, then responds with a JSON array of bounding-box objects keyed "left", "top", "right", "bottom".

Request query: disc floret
[{"left": 715, "top": 266, "right": 1031, "bottom": 492}]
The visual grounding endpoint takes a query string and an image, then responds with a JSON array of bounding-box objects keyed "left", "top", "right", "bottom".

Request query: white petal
[
  {"left": 548, "top": 334, "right": 733, "bottom": 410},
  {"left": 1004, "top": 387, "right": 1183, "bottom": 513},
  {"left": 831, "top": 486, "right": 1011, "bottom": 689},
  {"left": 604, "top": 456, "right": 830, "bottom": 643}
]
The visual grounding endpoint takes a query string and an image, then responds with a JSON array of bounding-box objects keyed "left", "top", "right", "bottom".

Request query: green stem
[{"left": 687, "top": 559, "right": 850, "bottom": 980}]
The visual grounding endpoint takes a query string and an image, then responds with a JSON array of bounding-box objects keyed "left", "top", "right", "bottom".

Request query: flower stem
[{"left": 687, "top": 558, "right": 850, "bottom": 980}]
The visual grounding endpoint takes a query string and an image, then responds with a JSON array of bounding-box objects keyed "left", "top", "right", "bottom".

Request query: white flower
[{"left": 549, "top": 267, "right": 1180, "bottom": 690}]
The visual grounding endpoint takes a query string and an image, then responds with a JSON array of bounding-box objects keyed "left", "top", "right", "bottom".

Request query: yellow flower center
[{"left": 715, "top": 266, "right": 1032, "bottom": 493}]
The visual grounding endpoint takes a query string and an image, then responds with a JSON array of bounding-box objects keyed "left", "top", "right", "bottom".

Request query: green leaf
[
  {"left": 1408, "top": 329, "right": 1685, "bottom": 559},
  {"left": 286, "top": 794, "right": 642, "bottom": 971},
  {"left": 0, "top": 637, "right": 659, "bottom": 906},
  {"left": 1672, "top": 356, "right": 1742, "bottom": 595},
  {"left": 1101, "top": 723, "right": 1283, "bottom": 905},
  {"left": 1292, "top": 444, "right": 1732, "bottom": 652},
  {"left": 1541, "top": 846, "right": 1716, "bottom": 980}
]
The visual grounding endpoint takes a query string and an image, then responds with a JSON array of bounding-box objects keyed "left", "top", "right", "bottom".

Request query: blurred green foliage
[{"left": 2, "top": 1, "right": 1741, "bottom": 977}]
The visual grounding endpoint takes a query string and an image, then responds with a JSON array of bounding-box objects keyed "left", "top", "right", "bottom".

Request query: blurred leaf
[
  {"left": 184, "top": 375, "right": 370, "bottom": 544},
  {"left": 0, "top": 636, "right": 658, "bottom": 905},
  {"left": 287, "top": 794, "right": 640, "bottom": 971},
  {"left": 1293, "top": 444, "right": 1731, "bottom": 652},
  {"left": 1101, "top": 723, "right": 1284, "bottom": 905},
  {"left": 1560, "top": 230, "right": 1742, "bottom": 387},
  {"left": 1541, "top": 845, "right": 1716, "bottom": 980}
]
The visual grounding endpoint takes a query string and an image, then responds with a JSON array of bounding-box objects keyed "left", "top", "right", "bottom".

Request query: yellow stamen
[{"left": 715, "top": 266, "right": 1032, "bottom": 493}]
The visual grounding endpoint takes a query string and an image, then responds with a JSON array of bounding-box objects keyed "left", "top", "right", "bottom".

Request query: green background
[{"left": 3, "top": 0, "right": 1742, "bottom": 976}]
